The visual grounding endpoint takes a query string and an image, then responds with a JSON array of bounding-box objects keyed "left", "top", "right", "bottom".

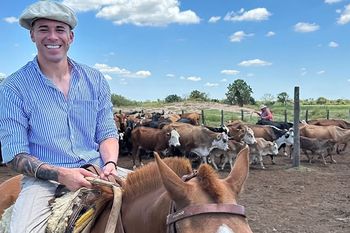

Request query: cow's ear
[
  {"left": 224, "top": 146, "right": 250, "bottom": 195},
  {"left": 154, "top": 152, "right": 190, "bottom": 202}
]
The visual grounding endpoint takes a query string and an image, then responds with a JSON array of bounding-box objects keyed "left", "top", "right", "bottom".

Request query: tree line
[{"left": 111, "top": 79, "right": 350, "bottom": 107}]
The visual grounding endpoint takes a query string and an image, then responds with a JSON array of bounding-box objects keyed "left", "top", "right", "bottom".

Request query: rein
[{"left": 166, "top": 171, "right": 246, "bottom": 233}]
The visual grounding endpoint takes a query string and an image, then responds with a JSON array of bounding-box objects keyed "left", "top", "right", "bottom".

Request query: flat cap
[{"left": 19, "top": 1, "right": 77, "bottom": 30}]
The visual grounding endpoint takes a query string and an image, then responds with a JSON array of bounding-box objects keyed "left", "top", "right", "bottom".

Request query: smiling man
[{"left": 0, "top": 1, "right": 120, "bottom": 232}]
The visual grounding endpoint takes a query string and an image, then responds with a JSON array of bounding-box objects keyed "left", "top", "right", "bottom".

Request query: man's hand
[
  {"left": 101, "top": 162, "right": 118, "bottom": 180},
  {"left": 57, "top": 167, "right": 97, "bottom": 191}
]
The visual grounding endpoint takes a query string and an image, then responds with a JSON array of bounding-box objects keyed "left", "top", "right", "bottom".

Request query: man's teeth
[{"left": 46, "top": 45, "right": 60, "bottom": 49}]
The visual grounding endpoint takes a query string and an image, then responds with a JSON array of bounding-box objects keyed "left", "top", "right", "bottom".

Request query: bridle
[{"left": 166, "top": 172, "right": 246, "bottom": 233}]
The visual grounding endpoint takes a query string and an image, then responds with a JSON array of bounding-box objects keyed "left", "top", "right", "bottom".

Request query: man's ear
[
  {"left": 69, "top": 30, "right": 74, "bottom": 44},
  {"left": 30, "top": 29, "right": 35, "bottom": 42}
]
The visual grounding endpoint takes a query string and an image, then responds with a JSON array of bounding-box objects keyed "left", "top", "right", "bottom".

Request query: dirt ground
[{"left": 1, "top": 149, "right": 349, "bottom": 233}]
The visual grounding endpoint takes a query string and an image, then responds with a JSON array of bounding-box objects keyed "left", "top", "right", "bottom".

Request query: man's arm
[
  {"left": 99, "top": 137, "right": 119, "bottom": 178},
  {"left": 6, "top": 153, "right": 58, "bottom": 181},
  {"left": 7, "top": 153, "right": 96, "bottom": 191}
]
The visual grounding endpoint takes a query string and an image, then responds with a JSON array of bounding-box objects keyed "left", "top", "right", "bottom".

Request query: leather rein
[{"left": 166, "top": 171, "right": 246, "bottom": 233}]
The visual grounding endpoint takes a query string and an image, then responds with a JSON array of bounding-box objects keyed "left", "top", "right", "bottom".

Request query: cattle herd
[
  {"left": 113, "top": 110, "right": 350, "bottom": 171},
  {"left": 0, "top": 111, "right": 348, "bottom": 169}
]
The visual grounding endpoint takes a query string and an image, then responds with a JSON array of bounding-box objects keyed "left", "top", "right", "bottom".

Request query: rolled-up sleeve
[{"left": 95, "top": 76, "right": 118, "bottom": 144}]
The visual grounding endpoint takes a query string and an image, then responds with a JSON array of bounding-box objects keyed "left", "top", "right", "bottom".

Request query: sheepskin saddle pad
[{"left": 46, "top": 186, "right": 113, "bottom": 233}]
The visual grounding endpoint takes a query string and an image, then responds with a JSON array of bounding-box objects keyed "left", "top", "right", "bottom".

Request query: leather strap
[
  {"left": 167, "top": 203, "right": 246, "bottom": 225},
  {"left": 104, "top": 185, "right": 122, "bottom": 233}
]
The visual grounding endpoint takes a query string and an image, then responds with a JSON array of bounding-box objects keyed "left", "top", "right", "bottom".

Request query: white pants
[{"left": 10, "top": 176, "right": 58, "bottom": 233}]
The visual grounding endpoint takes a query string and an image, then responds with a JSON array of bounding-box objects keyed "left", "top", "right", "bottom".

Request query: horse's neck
[{"left": 121, "top": 190, "right": 170, "bottom": 233}]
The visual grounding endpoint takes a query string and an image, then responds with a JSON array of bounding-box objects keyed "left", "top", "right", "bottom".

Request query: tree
[
  {"left": 316, "top": 97, "right": 328, "bottom": 105},
  {"left": 225, "top": 79, "right": 253, "bottom": 107},
  {"left": 276, "top": 92, "right": 289, "bottom": 105},
  {"left": 165, "top": 94, "right": 182, "bottom": 103},
  {"left": 189, "top": 90, "right": 208, "bottom": 101},
  {"left": 261, "top": 93, "right": 275, "bottom": 106}
]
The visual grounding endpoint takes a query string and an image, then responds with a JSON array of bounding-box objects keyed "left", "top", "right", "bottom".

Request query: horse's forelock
[
  {"left": 123, "top": 157, "right": 192, "bottom": 199},
  {"left": 197, "top": 164, "right": 225, "bottom": 203}
]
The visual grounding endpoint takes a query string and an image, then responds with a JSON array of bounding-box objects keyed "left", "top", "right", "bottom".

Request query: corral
[{"left": 1, "top": 149, "right": 349, "bottom": 233}]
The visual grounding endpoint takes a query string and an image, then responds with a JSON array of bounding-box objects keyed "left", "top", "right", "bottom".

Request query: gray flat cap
[{"left": 19, "top": 1, "right": 77, "bottom": 30}]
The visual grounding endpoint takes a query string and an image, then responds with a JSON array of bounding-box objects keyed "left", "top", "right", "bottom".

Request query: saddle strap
[{"left": 104, "top": 185, "right": 122, "bottom": 233}]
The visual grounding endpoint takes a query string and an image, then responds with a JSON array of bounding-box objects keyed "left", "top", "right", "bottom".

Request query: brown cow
[
  {"left": 299, "top": 124, "right": 350, "bottom": 153},
  {"left": 178, "top": 112, "right": 201, "bottom": 125},
  {"left": 300, "top": 136, "right": 336, "bottom": 165},
  {"left": 308, "top": 119, "right": 350, "bottom": 129},
  {"left": 162, "top": 122, "right": 228, "bottom": 164},
  {"left": 131, "top": 127, "right": 180, "bottom": 169}
]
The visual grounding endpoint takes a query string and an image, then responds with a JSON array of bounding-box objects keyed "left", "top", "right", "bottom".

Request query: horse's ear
[
  {"left": 224, "top": 146, "right": 250, "bottom": 195},
  {"left": 154, "top": 152, "right": 190, "bottom": 201}
]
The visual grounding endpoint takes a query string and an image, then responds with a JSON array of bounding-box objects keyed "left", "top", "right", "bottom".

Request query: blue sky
[{"left": 1, "top": 0, "right": 350, "bottom": 101}]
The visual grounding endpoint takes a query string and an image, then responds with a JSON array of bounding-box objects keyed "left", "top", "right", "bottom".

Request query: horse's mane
[
  {"left": 123, "top": 157, "right": 192, "bottom": 199},
  {"left": 123, "top": 157, "right": 226, "bottom": 203},
  {"left": 197, "top": 164, "right": 226, "bottom": 203}
]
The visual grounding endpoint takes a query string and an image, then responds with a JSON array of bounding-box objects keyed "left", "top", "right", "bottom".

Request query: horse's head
[{"left": 155, "top": 147, "right": 252, "bottom": 233}]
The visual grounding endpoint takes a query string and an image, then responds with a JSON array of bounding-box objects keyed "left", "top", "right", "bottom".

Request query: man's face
[{"left": 30, "top": 18, "right": 74, "bottom": 63}]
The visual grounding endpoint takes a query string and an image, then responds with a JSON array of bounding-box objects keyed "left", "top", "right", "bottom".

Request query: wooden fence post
[
  {"left": 305, "top": 109, "right": 308, "bottom": 122},
  {"left": 201, "top": 109, "right": 205, "bottom": 125},
  {"left": 241, "top": 110, "right": 244, "bottom": 121},
  {"left": 221, "top": 110, "right": 224, "bottom": 127},
  {"left": 326, "top": 109, "right": 329, "bottom": 119},
  {"left": 292, "top": 86, "right": 300, "bottom": 167},
  {"left": 284, "top": 109, "right": 287, "bottom": 122}
]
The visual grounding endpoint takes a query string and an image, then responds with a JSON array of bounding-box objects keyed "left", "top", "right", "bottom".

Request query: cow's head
[
  {"left": 271, "top": 142, "right": 279, "bottom": 155},
  {"left": 168, "top": 128, "right": 181, "bottom": 147},
  {"left": 243, "top": 127, "right": 256, "bottom": 145},
  {"left": 212, "top": 132, "right": 229, "bottom": 151},
  {"left": 276, "top": 128, "right": 294, "bottom": 146}
]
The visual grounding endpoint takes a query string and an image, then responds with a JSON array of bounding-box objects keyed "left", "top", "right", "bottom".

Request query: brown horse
[
  {"left": 0, "top": 174, "right": 21, "bottom": 217},
  {"left": 91, "top": 147, "right": 252, "bottom": 233},
  {"left": 0, "top": 147, "right": 252, "bottom": 233}
]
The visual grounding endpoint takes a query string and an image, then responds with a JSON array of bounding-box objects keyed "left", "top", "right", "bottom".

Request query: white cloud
[
  {"left": 221, "top": 69, "right": 240, "bottom": 75},
  {"left": 229, "top": 31, "right": 254, "bottom": 42},
  {"left": 104, "top": 74, "right": 113, "bottom": 80},
  {"left": 3, "top": 16, "right": 18, "bottom": 23},
  {"left": 224, "top": 8, "right": 271, "bottom": 22},
  {"left": 294, "top": 22, "right": 320, "bottom": 32},
  {"left": 317, "top": 70, "right": 326, "bottom": 75},
  {"left": 337, "top": 4, "right": 350, "bottom": 25},
  {"left": 0, "top": 72, "right": 6, "bottom": 79},
  {"left": 329, "top": 41, "right": 339, "bottom": 47},
  {"left": 325, "top": 0, "right": 343, "bottom": 4},
  {"left": 205, "top": 82, "right": 219, "bottom": 87},
  {"left": 266, "top": 31, "right": 275, "bottom": 37},
  {"left": 187, "top": 76, "right": 201, "bottom": 81},
  {"left": 208, "top": 16, "right": 221, "bottom": 23},
  {"left": 63, "top": 0, "right": 200, "bottom": 26},
  {"left": 238, "top": 59, "right": 272, "bottom": 67},
  {"left": 166, "top": 73, "right": 175, "bottom": 78},
  {"left": 220, "top": 78, "right": 228, "bottom": 82},
  {"left": 94, "top": 63, "right": 151, "bottom": 78}
]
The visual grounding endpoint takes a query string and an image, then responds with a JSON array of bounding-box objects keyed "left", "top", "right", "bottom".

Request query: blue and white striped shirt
[{"left": 0, "top": 57, "right": 118, "bottom": 168}]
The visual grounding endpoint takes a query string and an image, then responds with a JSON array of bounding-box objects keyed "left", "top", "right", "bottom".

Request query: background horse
[{"left": 91, "top": 147, "right": 252, "bottom": 233}]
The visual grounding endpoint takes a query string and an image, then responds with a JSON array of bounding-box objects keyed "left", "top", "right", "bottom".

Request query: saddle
[{"left": 46, "top": 164, "right": 124, "bottom": 233}]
